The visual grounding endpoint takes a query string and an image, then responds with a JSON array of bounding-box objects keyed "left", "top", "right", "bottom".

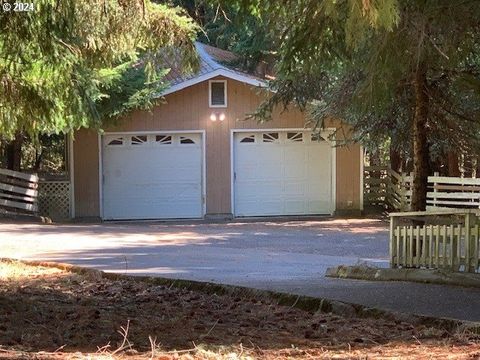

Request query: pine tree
[
  {"left": 0, "top": 0, "right": 198, "bottom": 139},
  {"left": 229, "top": 0, "right": 480, "bottom": 211}
]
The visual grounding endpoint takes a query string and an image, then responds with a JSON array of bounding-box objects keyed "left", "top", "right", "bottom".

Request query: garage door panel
[
  {"left": 255, "top": 164, "right": 283, "bottom": 179},
  {"left": 105, "top": 190, "right": 200, "bottom": 206},
  {"left": 236, "top": 165, "right": 284, "bottom": 180},
  {"left": 235, "top": 167, "right": 257, "bottom": 181},
  {"left": 284, "top": 181, "right": 307, "bottom": 195},
  {"left": 285, "top": 200, "right": 307, "bottom": 214},
  {"left": 105, "top": 169, "right": 200, "bottom": 183},
  {"left": 284, "top": 162, "right": 306, "bottom": 179},
  {"left": 104, "top": 200, "right": 199, "bottom": 220},
  {"left": 235, "top": 181, "right": 283, "bottom": 196},
  {"left": 236, "top": 146, "right": 259, "bottom": 159},
  {"left": 259, "top": 147, "right": 283, "bottom": 162},
  {"left": 107, "top": 182, "right": 200, "bottom": 196},
  {"left": 102, "top": 132, "right": 203, "bottom": 220},
  {"left": 234, "top": 131, "right": 333, "bottom": 216},
  {"left": 308, "top": 199, "right": 331, "bottom": 212},
  {"left": 104, "top": 166, "right": 201, "bottom": 184},
  {"left": 284, "top": 147, "right": 305, "bottom": 161},
  {"left": 236, "top": 200, "right": 284, "bottom": 216},
  {"left": 308, "top": 165, "right": 328, "bottom": 178}
]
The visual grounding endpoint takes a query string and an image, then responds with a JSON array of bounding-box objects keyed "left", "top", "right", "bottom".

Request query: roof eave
[{"left": 159, "top": 68, "right": 268, "bottom": 98}]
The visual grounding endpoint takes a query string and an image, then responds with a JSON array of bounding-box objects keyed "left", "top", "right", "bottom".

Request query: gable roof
[{"left": 161, "top": 42, "right": 267, "bottom": 96}]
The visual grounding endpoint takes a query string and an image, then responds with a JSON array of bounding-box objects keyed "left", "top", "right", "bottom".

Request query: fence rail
[
  {"left": 390, "top": 210, "right": 480, "bottom": 273},
  {"left": 365, "top": 166, "right": 480, "bottom": 211},
  {"left": 0, "top": 168, "right": 39, "bottom": 214}
]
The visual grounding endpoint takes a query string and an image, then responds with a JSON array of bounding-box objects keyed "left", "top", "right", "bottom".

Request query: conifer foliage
[
  {"left": 0, "top": 0, "right": 198, "bottom": 139},
  {"left": 230, "top": 0, "right": 480, "bottom": 210}
]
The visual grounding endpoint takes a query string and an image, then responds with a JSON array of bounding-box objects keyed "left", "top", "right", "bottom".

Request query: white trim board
[
  {"left": 98, "top": 133, "right": 103, "bottom": 219},
  {"left": 68, "top": 133, "right": 75, "bottom": 218},
  {"left": 360, "top": 145, "right": 364, "bottom": 211},
  {"left": 161, "top": 69, "right": 266, "bottom": 97},
  {"left": 103, "top": 130, "right": 206, "bottom": 136}
]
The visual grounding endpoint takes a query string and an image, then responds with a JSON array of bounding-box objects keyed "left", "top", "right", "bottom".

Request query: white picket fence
[
  {"left": 364, "top": 166, "right": 480, "bottom": 211},
  {"left": 0, "top": 168, "right": 39, "bottom": 214},
  {"left": 390, "top": 210, "right": 480, "bottom": 273}
]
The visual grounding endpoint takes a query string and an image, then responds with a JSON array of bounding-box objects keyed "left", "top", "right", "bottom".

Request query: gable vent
[{"left": 209, "top": 80, "right": 227, "bottom": 107}]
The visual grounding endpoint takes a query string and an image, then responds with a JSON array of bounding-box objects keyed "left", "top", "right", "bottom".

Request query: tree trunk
[
  {"left": 447, "top": 151, "right": 461, "bottom": 177},
  {"left": 5, "top": 132, "right": 23, "bottom": 171},
  {"left": 33, "top": 150, "right": 43, "bottom": 171},
  {"left": 389, "top": 143, "right": 402, "bottom": 173},
  {"left": 411, "top": 65, "right": 430, "bottom": 212}
]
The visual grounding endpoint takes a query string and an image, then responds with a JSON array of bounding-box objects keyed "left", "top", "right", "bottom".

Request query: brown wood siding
[
  {"left": 73, "top": 76, "right": 361, "bottom": 217},
  {"left": 336, "top": 144, "right": 362, "bottom": 210},
  {"left": 73, "top": 129, "right": 100, "bottom": 217}
]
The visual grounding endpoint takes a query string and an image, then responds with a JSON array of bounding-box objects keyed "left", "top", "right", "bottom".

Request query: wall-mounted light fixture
[{"left": 210, "top": 112, "right": 226, "bottom": 122}]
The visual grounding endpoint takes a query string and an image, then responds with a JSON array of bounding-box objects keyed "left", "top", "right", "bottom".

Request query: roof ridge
[
  {"left": 195, "top": 42, "right": 226, "bottom": 71},
  {"left": 160, "top": 42, "right": 267, "bottom": 97}
]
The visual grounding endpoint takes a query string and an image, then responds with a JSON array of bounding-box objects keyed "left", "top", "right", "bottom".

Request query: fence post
[
  {"left": 390, "top": 215, "right": 396, "bottom": 267},
  {"left": 465, "top": 212, "right": 474, "bottom": 272},
  {"left": 432, "top": 171, "right": 439, "bottom": 210},
  {"left": 407, "top": 172, "right": 414, "bottom": 211},
  {"left": 400, "top": 172, "right": 406, "bottom": 211},
  {"left": 385, "top": 168, "right": 390, "bottom": 209}
]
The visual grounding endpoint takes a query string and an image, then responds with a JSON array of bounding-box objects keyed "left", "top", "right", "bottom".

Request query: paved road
[{"left": 1, "top": 218, "right": 479, "bottom": 322}]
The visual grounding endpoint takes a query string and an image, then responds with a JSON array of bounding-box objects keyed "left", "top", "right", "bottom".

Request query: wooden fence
[
  {"left": 428, "top": 176, "right": 480, "bottom": 209},
  {"left": 38, "top": 180, "right": 71, "bottom": 220},
  {"left": 365, "top": 166, "right": 480, "bottom": 211},
  {"left": 364, "top": 166, "right": 411, "bottom": 211},
  {"left": 0, "top": 168, "right": 39, "bottom": 215},
  {"left": 390, "top": 210, "right": 480, "bottom": 273}
]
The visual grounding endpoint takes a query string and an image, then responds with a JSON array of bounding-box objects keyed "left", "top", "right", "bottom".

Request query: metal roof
[{"left": 162, "top": 42, "right": 266, "bottom": 94}]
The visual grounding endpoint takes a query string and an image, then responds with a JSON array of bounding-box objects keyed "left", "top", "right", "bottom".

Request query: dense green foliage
[
  {"left": 0, "top": 0, "right": 198, "bottom": 139},
  {"left": 226, "top": 0, "right": 480, "bottom": 209},
  {"left": 169, "top": 0, "right": 273, "bottom": 72},
  {"left": 237, "top": 0, "right": 480, "bottom": 146}
]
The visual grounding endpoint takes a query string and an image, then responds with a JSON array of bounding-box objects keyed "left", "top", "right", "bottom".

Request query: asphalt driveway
[{"left": 1, "top": 218, "right": 480, "bottom": 321}]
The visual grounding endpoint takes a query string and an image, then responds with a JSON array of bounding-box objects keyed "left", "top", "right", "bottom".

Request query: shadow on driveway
[{"left": 4, "top": 218, "right": 480, "bottom": 322}]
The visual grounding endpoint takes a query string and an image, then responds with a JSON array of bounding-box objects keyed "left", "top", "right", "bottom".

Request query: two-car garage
[
  {"left": 72, "top": 52, "right": 362, "bottom": 221},
  {"left": 101, "top": 130, "right": 334, "bottom": 220}
]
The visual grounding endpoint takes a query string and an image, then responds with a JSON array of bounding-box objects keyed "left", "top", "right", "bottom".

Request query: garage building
[{"left": 71, "top": 43, "right": 363, "bottom": 220}]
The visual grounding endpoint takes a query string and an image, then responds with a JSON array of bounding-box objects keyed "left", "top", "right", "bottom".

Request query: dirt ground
[{"left": 0, "top": 260, "right": 479, "bottom": 359}]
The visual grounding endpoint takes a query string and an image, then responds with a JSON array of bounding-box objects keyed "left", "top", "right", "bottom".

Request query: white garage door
[
  {"left": 234, "top": 131, "right": 333, "bottom": 216},
  {"left": 102, "top": 132, "right": 203, "bottom": 220}
]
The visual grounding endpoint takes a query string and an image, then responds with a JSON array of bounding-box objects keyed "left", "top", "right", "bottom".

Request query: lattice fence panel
[{"left": 38, "top": 181, "right": 70, "bottom": 220}]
